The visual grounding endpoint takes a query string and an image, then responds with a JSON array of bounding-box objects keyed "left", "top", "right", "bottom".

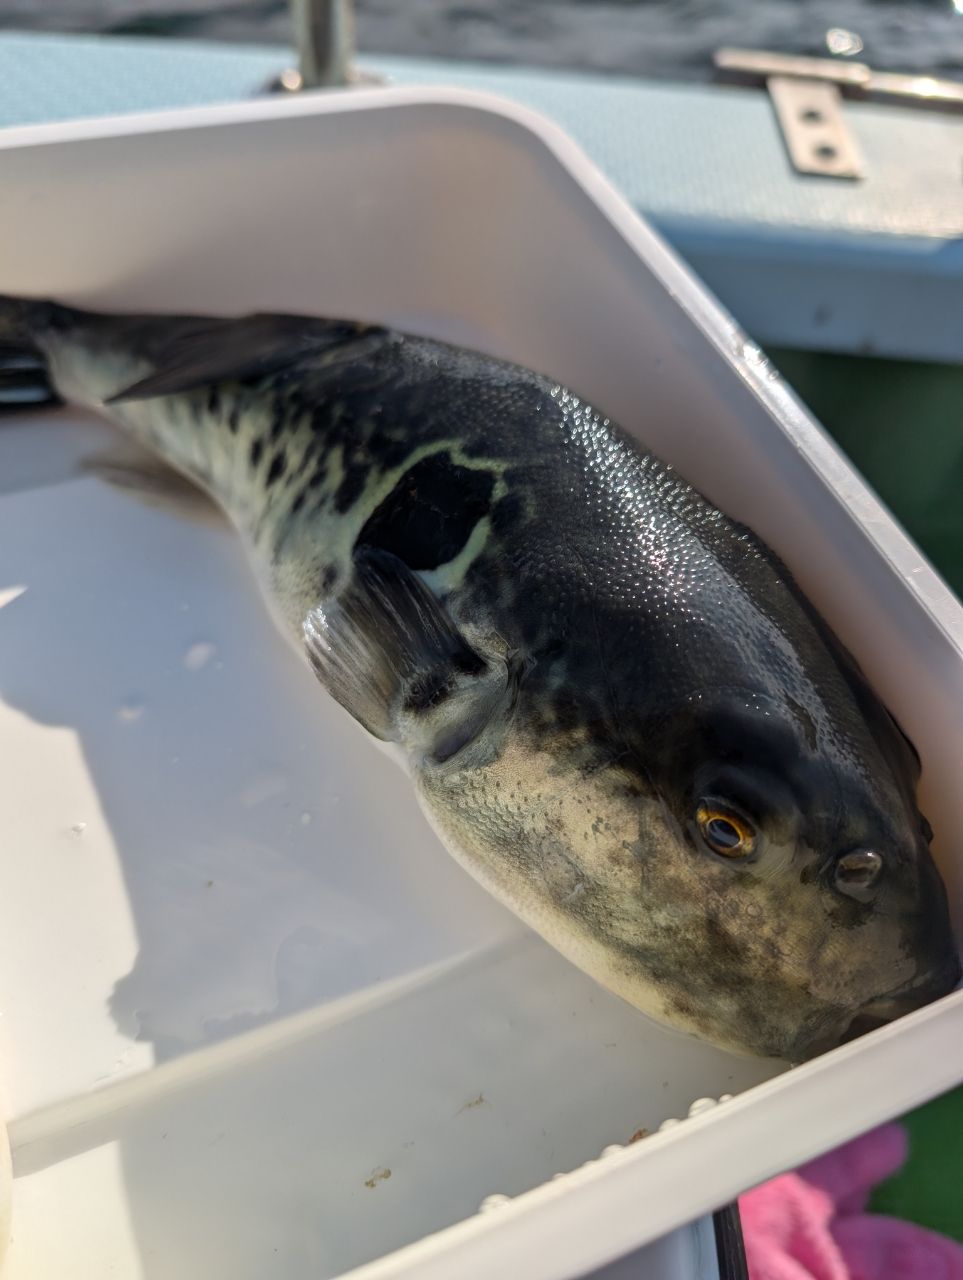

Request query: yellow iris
[{"left": 696, "top": 804, "right": 756, "bottom": 858}]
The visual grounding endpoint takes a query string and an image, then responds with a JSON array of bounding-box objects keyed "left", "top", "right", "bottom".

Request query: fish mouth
[{"left": 842, "top": 952, "right": 962, "bottom": 1045}]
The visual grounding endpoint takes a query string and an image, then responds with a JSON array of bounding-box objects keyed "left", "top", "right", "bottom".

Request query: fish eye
[
  {"left": 834, "top": 848, "right": 883, "bottom": 900},
  {"left": 695, "top": 801, "right": 756, "bottom": 859}
]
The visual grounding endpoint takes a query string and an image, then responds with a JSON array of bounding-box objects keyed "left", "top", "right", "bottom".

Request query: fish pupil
[{"left": 706, "top": 818, "right": 741, "bottom": 851}]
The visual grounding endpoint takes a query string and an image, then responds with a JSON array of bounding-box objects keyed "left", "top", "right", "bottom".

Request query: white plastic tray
[{"left": 0, "top": 88, "right": 960, "bottom": 1280}]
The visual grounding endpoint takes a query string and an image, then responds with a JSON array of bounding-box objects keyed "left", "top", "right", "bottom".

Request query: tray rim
[{"left": 1, "top": 84, "right": 960, "bottom": 1280}]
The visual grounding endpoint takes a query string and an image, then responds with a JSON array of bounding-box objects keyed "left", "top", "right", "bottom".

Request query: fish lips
[
  {"left": 787, "top": 950, "right": 961, "bottom": 1063},
  {"left": 851, "top": 951, "right": 962, "bottom": 1028},
  {"left": 829, "top": 951, "right": 962, "bottom": 1058}
]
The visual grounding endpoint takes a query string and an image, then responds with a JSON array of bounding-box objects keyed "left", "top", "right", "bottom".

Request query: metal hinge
[
  {"left": 767, "top": 74, "right": 863, "bottom": 179},
  {"left": 713, "top": 47, "right": 963, "bottom": 180}
]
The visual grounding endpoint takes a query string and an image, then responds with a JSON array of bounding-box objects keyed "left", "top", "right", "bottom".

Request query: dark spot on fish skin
[
  {"left": 704, "top": 912, "right": 747, "bottom": 967},
  {"left": 266, "top": 451, "right": 287, "bottom": 487},
  {"left": 666, "top": 992, "right": 696, "bottom": 1022},
  {"left": 269, "top": 404, "right": 286, "bottom": 443},
  {"left": 310, "top": 405, "right": 330, "bottom": 437},
  {"left": 321, "top": 565, "right": 338, "bottom": 592},
  {"left": 292, "top": 437, "right": 318, "bottom": 470},
  {"left": 290, "top": 492, "right": 306, "bottom": 516},
  {"left": 357, "top": 453, "right": 495, "bottom": 571},
  {"left": 334, "top": 462, "right": 368, "bottom": 513},
  {"left": 207, "top": 386, "right": 221, "bottom": 416},
  {"left": 250, "top": 437, "right": 264, "bottom": 469},
  {"left": 227, "top": 404, "right": 241, "bottom": 434},
  {"left": 370, "top": 432, "right": 414, "bottom": 470}
]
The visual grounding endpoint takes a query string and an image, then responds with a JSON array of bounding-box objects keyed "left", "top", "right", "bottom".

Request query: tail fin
[
  {"left": 0, "top": 295, "right": 59, "bottom": 410},
  {"left": 0, "top": 294, "right": 53, "bottom": 343},
  {"left": 0, "top": 345, "right": 58, "bottom": 408}
]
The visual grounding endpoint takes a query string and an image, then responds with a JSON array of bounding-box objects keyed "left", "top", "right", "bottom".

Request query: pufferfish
[{"left": 1, "top": 294, "right": 958, "bottom": 1061}]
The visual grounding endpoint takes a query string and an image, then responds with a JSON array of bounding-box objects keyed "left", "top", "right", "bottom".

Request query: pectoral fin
[{"left": 304, "top": 547, "right": 512, "bottom": 763}]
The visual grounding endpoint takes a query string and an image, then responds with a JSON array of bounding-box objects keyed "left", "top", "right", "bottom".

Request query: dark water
[{"left": 2, "top": 0, "right": 962, "bottom": 82}]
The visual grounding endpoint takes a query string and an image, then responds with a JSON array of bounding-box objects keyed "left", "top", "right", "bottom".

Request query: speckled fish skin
[{"left": 3, "top": 296, "right": 958, "bottom": 1061}]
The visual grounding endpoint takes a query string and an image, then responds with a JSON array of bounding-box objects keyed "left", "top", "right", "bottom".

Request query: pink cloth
[{"left": 739, "top": 1124, "right": 963, "bottom": 1280}]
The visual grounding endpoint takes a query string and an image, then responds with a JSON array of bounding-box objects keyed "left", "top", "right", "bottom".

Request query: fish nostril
[{"left": 834, "top": 848, "right": 883, "bottom": 900}]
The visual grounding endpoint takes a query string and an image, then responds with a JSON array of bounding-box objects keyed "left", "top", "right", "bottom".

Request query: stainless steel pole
[{"left": 291, "top": 0, "right": 355, "bottom": 88}]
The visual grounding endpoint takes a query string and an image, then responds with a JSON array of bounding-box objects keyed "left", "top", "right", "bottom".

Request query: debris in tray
[
  {"left": 364, "top": 1167, "right": 392, "bottom": 1189},
  {"left": 477, "top": 1093, "right": 739, "bottom": 1215},
  {"left": 456, "top": 1093, "right": 487, "bottom": 1115}
]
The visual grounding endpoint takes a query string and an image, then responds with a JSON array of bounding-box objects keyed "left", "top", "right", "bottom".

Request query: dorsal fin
[{"left": 106, "top": 314, "right": 383, "bottom": 403}]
